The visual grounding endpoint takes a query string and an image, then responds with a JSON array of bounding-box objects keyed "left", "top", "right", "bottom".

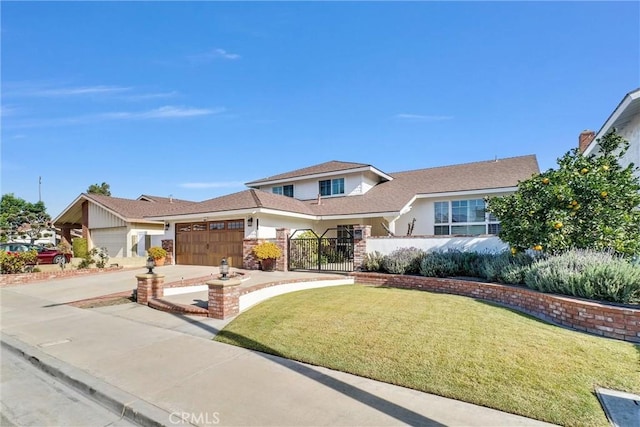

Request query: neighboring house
[
  {"left": 53, "top": 194, "right": 195, "bottom": 259},
  {"left": 580, "top": 88, "right": 640, "bottom": 179},
  {"left": 146, "top": 156, "right": 539, "bottom": 267}
]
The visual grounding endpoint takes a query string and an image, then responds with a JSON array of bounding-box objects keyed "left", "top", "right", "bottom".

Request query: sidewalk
[{"left": 0, "top": 268, "right": 555, "bottom": 426}]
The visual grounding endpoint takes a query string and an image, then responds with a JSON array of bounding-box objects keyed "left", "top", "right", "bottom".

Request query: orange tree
[{"left": 487, "top": 131, "right": 640, "bottom": 256}]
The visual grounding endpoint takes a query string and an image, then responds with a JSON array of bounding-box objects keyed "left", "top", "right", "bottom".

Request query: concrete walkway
[{"left": 0, "top": 266, "right": 555, "bottom": 426}]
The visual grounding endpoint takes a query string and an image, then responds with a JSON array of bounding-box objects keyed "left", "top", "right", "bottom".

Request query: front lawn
[{"left": 215, "top": 285, "right": 640, "bottom": 427}]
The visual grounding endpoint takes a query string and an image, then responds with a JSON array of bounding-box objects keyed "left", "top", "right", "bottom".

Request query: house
[
  {"left": 53, "top": 194, "right": 195, "bottom": 261},
  {"left": 579, "top": 88, "right": 640, "bottom": 179},
  {"left": 146, "top": 155, "right": 539, "bottom": 267}
]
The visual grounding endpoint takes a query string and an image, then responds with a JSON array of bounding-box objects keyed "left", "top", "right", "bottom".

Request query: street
[{"left": 1, "top": 346, "right": 136, "bottom": 427}]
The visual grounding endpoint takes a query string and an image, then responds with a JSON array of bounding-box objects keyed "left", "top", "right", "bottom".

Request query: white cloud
[
  {"left": 180, "top": 181, "right": 245, "bottom": 189},
  {"left": 4, "top": 106, "right": 225, "bottom": 129},
  {"left": 188, "top": 48, "right": 241, "bottom": 63},
  {"left": 124, "top": 91, "right": 179, "bottom": 101},
  {"left": 31, "top": 85, "right": 132, "bottom": 97},
  {"left": 101, "top": 106, "right": 225, "bottom": 119},
  {"left": 394, "top": 114, "right": 454, "bottom": 122}
]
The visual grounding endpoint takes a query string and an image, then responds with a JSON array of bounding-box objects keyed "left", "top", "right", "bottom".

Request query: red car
[{"left": 0, "top": 243, "right": 72, "bottom": 265}]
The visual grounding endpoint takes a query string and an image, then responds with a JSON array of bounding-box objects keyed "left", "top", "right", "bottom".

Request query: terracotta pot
[
  {"left": 154, "top": 257, "right": 166, "bottom": 266},
  {"left": 260, "top": 258, "right": 276, "bottom": 271}
]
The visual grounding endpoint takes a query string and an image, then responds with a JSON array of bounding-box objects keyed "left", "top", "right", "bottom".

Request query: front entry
[
  {"left": 288, "top": 227, "right": 354, "bottom": 272},
  {"left": 175, "top": 220, "right": 244, "bottom": 267}
]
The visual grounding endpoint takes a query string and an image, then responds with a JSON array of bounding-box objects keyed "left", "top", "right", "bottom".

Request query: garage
[{"left": 175, "top": 219, "right": 245, "bottom": 267}]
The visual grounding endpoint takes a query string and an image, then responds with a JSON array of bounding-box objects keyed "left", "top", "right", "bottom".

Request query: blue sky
[{"left": 2, "top": 1, "right": 639, "bottom": 218}]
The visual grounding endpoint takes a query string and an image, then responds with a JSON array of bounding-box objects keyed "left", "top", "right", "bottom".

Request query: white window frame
[
  {"left": 273, "top": 184, "right": 294, "bottom": 197},
  {"left": 433, "top": 199, "right": 500, "bottom": 236},
  {"left": 319, "top": 178, "right": 345, "bottom": 197}
]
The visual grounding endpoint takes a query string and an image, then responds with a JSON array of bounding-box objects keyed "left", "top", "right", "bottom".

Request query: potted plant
[
  {"left": 148, "top": 246, "right": 167, "bottom": 266},
  {"left": 251, "top": 241, "right": 282, "bottom": 271}
]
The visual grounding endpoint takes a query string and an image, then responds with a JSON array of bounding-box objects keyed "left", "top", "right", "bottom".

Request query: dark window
[{"left": 319, "top": 180, "right": 331, "bottom": 196}]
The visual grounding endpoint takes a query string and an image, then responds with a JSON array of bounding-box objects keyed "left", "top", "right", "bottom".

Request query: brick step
[{"left": 148, "top": 298, "right": 208, "bottom": 317}]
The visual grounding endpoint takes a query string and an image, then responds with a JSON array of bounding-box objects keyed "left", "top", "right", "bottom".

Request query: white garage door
[{"left": 91, "top": 228, "right": 126, "bottom": 258}]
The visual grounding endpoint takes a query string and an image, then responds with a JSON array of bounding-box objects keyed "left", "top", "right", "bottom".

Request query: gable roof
[
  {"left": 148, "top": 189, "right": 316, "bottom": 219},
  {"left": 305, "top": 155, "right": 540, "bottom": 217},
  {"left": 584, "top": 88, "right": 640, "bottom": 156},
  {"left": 53, "top": 193, "right": 196, "bottom": 226},
  {"left": 153, "top": 155, "right": 539, "bottom": 220},
  {"left": 245, "top": 160, "right": 392, "bottom": 186}
]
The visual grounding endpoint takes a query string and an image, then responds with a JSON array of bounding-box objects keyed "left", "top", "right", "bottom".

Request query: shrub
[
  {"left": 382, "top": 247, "right": 425, "bottom": 275},
  {"left": 147, "top": 246, "right": 167, "bottom": 260},
  {"left": 77, "top": 247, "right": 109, "bottom": 269},
  {"left": 524, "top": 249, "right": 640, "bottom": 303},
  {"left": 362, "top": 251, "right": 385, "bottom": 272},
  {"left": 73, "top": 238, "right": 88, "bottom": 258},
  {"left": 252, "top": 241, "right": 282, "bottom": 260},
  {"left": 419, "top": 252, "right": 458, "bottom": 278},
  {"left": 0, "top": 250, "right": 38, "bottom": 274}
]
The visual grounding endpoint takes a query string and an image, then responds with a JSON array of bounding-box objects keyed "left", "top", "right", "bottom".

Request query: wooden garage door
[{"left": 175, "top": 220, "right": 244, "bottom": 267}]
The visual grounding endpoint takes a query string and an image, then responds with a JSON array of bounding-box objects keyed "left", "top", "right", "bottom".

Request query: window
[
  {"left": 434, "top": 202, "right": 449, "bottom": 224},
  {"left": 192, "top": 223, "right": 207, "bottom": 231},
  {"left": 227, "top": 220, "right": 244, "bottom": 230},
  {"left": 272, "top": 185, "right": 294, "bottom": 197},
  {"left": 433, "top": 199, "right": 500, "bottom": 236},
  {"left": 209, "top": 222, "right": 225, "bottom": 230},
  {"left": 319, "top": 178, "right": 345, "bottom": 196}
]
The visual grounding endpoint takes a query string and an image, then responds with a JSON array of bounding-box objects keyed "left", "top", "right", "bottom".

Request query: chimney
[{"left": 578, "top": 130, "right": 595, "bottom": 153}]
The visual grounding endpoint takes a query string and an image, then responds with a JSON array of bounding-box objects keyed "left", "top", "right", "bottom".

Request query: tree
[
  {"left": 487, "top": 131, "right": 640, "bottom": 256},
  {"left": 0, "top": 194, "right": 52, "bottom": 243},
  {"left": 87, "top": 182, "right": 111, "bottom": 196}
]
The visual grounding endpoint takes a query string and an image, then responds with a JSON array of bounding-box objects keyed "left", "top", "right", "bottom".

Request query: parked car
[{"left": 0, "top": 243, "right": 72, "bottom": 265}]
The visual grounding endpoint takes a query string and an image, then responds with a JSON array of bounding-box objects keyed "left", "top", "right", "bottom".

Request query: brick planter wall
[
  {"left": 351, "top": 272, "right": 640, "bottom": 343},
  {"left": 0, "top": 266, "right": 125, "bottom": 287}
]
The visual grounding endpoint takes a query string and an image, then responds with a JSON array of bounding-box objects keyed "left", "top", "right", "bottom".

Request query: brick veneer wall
[
  {"left": 352, "top": 225, "right": 371, "bottom": 270},
  {"left": 351, "top": 272, "right": 640, "bottom": 343},
  {"left": 0, "top": 266, "right": 124, "bottom": 287},
  {"left": 242, "top": 234, "right": 287, "bottom": 271},
  {"left": 161, "top": 239, "right": 174, "bottom": 265}
]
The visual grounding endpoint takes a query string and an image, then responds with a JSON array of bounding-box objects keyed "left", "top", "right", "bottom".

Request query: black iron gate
[{"left": 288, "top": 228, "right": 354, "bottom": 272}]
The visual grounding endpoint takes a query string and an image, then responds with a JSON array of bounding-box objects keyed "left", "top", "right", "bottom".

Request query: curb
[{"left": 1, "top": 333, "right": 190, "bottom": 427}]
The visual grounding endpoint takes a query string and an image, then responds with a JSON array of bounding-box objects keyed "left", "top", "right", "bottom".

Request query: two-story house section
[
  {"left": 580, "top": 88, "right": 640, "bottom": 180},
  {"left": 142, "top": 156, "right": 538, "bottom": 266}
]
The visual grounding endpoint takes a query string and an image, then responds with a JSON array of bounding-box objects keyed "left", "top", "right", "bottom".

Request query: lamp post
[
  {"left": 146, "top": 256, "right": 155, "bottom": 274},
  {"left": 220, "top": 258, "right": 229, "bottom": 280}
]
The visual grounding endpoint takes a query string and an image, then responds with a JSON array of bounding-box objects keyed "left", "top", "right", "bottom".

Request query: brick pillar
[
  {"left": 136, "top": 274, "right": 165, "bottom": 304},
  {"left": 207, "top": 278, "right": 241, "bottom": 319},
  {"left": 352, "top": 225, "right": 371, "bottom": 271},
  {"left": 276, "top": 228, "right": 289, "bottom": 272}
]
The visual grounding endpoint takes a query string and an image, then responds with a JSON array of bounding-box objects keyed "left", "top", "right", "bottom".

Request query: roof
[
  {"left": 58, "top": 156, "right": 540, "bottom": 224},
  {"left": 245, "top": 160, "right": 391, "bottom": 186},
  {"left": 151, "top": 189, "right": 316, "bottom": 218},
  {"left": 53, "top": 193, "right": 196, "bottom": 226},
  {"left": 305, "top": 155, "right": 540, "bottom": 216},
  {"left": 156, "top": 155, "right": 539, "bottom": 219},
  {"left": 584, "top": 88, "right": 640, "bottom": 155}
]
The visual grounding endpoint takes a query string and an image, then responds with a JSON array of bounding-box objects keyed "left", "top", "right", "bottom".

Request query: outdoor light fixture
[
  {"left": 220, "top": 258, "right": 229, "bottom": 280},
  {"left": 247, "top": 217, "right": 253, "bottom": 227},
  {"left": 146, "top": 256, "right": 155, "bottom": 274}
]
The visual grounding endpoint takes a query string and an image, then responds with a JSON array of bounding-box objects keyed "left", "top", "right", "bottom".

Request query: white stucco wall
[
  {"left": 617, "top": 113, "right": 640, "bottom": 180},
  {"left": 393, "top": 191, "right": 513, "bottom": 237},
  {"left": 251, "top": 215, "right": 314, "bottom": 239},
  {"left": 367, "top": 236, "right": 508, "bottom": 255},
  {"left": 259, "top": 170, "right": 382, "bottom": 200}
]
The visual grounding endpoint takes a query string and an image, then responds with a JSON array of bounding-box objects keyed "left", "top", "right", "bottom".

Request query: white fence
[{"left": 366, "top": 236, "right": 508, "bottom": 255}]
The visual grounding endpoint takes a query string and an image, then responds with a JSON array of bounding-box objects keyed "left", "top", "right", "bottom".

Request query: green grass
[{"left": 215, "top": 285, "right": 640, "bottom": 426}]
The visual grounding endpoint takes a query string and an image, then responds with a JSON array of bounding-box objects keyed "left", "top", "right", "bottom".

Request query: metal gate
[{"left": 288, "top": 228, "right": 354, "bottom": 272}]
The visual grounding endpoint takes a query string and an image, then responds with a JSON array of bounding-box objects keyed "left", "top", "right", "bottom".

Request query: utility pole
[{"left": 39, "top": 176, "right": 42, "bottom": 202}]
